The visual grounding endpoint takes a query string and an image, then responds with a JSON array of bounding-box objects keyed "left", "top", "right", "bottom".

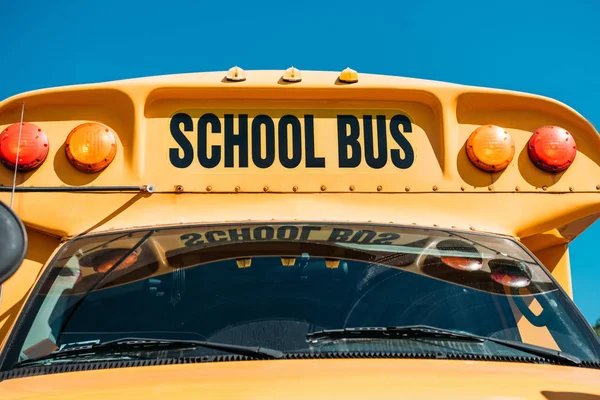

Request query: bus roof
[{"left": 0, "top": 69, "right": 598, "bottom": 246}]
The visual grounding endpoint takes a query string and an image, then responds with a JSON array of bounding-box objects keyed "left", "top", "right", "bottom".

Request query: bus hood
[{"left": 0, "top": 359, "right": 599, "bottom": 399}]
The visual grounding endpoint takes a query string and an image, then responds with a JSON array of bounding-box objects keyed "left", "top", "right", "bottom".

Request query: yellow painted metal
[
  {"left": 0, "top": 70, "right": 599, "bottom": 392},
  {"left": 0, "top": 69, "right": 597, "bottom": 304},
  {"left": 0, "top": 228, "right": 61, "bottom": 347}
]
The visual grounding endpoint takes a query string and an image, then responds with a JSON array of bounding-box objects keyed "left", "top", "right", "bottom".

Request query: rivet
[
  {"left": 206, "top": 185, "right": 212, "bottom": 192},
  {"left": 377, "top": 185, "right": 383, "bottom": 191},
  {"left": 292, "top": 186, "right": 298, "bottom": 192},
  {"left": 235, "top": 186, "right": 240, "bottom": 192},
  {"left": 597, "top": 185, "right": 600, "bottom": 190},
  {"left": 469, "top": 226, "right": 476, "bottom": 231},
  {"left": 433, "top": 224, "right": 439, "bottom": 227},
  {"left": 349, "top": 185, "right": 355, "bottom": 191},
  {"left": 460, "top": 186, "right": 465, "bottom": 191},
  {"left": 515, "top": 186, "right": 520, "bottom": 192},
  {"left": 263, "top": 186, "right": 269, "bottom": 192},
  {"left": 488, "top": 186, "right": 494, "bottom": 191},
  {"left": 321, "top": 185, "right": 326, "bottom": 191},
  {"left": 405, "top": 186, "right": 410, "bottom": 192},
  {"left": 542, "top": 186, "right": 548, "bottom": 191},
  {"left": 433, "top": 186, "right": 438, "bottom": 191},
  {"left": 175, "top": 185, "right": 184, "bottom": 192},
  {"left": 569, "top": 186, "right": 574, "bottom": 192},
  {"left": 451, "top": 226, "right": 457, "bottom": 229}
]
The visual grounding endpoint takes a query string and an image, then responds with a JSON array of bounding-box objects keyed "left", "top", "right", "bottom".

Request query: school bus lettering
[
  {"left": 169, "top": 113, "right": 195, "bottom": 168},
  {"left": 168, "top": 113, "right": 413, "bottom": 170},
  {"left": 337, "top": 114, "right": 414, "bottom": 169}
]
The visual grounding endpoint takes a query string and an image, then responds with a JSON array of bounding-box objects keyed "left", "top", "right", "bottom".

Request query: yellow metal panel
[
  {"left": 1, "top": 359, "right": 600, "bottom": 398},
  {"left": 527, "top": 242, "right": 573, "bottom": 297},
  {"left": 0, "top": 70, "right": 597, "bottom": 282},
  {"left": 0, "top": 229, "right": 61, "bottom": 347},
  {"left": 0, "top": 192, "right": 598, "bottom": 239}
]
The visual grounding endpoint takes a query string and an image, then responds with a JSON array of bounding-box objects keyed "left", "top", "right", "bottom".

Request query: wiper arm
[
  {"left": 56, "top": 231, "right": 155, "bottom": 343},
  {"left": 306, "top": 325, "right": 581, "bottom": 366},
  {"left": 16, "top": 337, "right": 283, "bottom": 367}
]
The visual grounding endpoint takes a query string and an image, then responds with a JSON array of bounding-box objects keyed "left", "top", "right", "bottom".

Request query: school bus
[{"left": 0, "top": 67, "right": 599, "bottom": 399}]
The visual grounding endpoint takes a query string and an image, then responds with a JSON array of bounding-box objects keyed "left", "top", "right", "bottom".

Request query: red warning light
[
  {"left": 0, "top": 122, "right": 49, "bottom": 171},
  {"left": 527, "top": 126, "right": 576, "bottom": 173}
]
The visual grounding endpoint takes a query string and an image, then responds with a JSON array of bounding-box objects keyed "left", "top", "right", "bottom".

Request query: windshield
[{"left": 3, "top": 223, "right": 599, "bottom": 369}]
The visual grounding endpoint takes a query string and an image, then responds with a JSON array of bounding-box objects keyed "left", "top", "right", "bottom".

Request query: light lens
[
  {"left": 440, "top": 256, "right": 483, "bottom": 272},
  {"left": 466, "top": 125, "right": 515, "bottom": 172},
  {"left": 437, "top": 239, "right": 483, "bottom": 271},
  {"left": 489, "top": 259, "right": 531, "bottom": 288},
  {"left": 65, "top": 123, "right": 117, "bottom": 173},
  {"left": 0, "top": 122, "right": 49, "bottom": 171},
  {"left": 527, "top": 126, "right": 576, "bottom": 172},
  {"left": 79, "top": 249, "right": 140, "bottom": 273}
]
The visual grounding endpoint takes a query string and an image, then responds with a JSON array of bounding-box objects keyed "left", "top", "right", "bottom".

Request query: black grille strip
[{"left": 1, "top": 352, "right": 597, "bottom": 381}]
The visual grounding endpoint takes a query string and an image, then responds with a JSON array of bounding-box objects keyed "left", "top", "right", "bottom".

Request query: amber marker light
[
  {"left": 466, "top": 125, "right": 515, "bottom": 172},
  {"left": 65, "top": 123, "right": 117, "bottom": 173}
]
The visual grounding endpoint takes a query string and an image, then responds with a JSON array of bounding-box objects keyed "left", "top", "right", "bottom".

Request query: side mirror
[{"left": 0, "top": 201, "right": 27, "bottom": 285}]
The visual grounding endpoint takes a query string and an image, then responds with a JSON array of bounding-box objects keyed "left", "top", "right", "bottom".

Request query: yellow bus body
[{"left": 0, "top": 70, "right": 599, "bottom": 397}]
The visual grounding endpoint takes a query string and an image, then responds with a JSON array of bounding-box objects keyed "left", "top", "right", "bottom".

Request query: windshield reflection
[{"left": 5, "top": 223, "right": 600, "bottom": 369}]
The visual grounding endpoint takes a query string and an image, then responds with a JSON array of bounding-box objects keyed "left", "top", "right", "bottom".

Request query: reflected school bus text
[{"left": 179, "top": 225, "right": 402, "bottom": 247}]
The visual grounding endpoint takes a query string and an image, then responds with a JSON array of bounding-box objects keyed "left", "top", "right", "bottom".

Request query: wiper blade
[
  {"left": 16, "top": 337, "right": 283, "bottom": 367},
  {"left": 307, "top": 325, "right": 482, "bottom": 343},
  {"left": 306, "top": 325, "right": 581, "bottom": 366}
]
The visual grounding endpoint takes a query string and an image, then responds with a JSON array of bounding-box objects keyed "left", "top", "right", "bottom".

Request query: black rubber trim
[{"left": 1, "top": 352, "right": 597, "bottom": 381}]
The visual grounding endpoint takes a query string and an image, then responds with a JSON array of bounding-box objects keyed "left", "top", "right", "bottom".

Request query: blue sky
[{"left": 1, "top": 0, "right": 598, "bottom": 324}]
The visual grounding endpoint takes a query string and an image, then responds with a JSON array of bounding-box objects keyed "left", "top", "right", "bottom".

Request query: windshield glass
[{"left": 4, "top": 223, "right": 600, "bottom": 368}]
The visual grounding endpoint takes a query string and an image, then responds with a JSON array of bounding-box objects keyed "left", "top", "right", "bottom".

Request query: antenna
[{"left": 10, "top": 102, "right": 25, "bottom": 209}]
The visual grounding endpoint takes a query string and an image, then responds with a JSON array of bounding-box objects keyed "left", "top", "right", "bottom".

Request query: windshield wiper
[
  {"left": 306, "top": 325, "right": 581, "bottom": 366},
  {"left": 55, "top": 231, "right": 155, "bottom": 343},
  {"left": 16, "top": 337, "right": 283, "bottom": 367}
]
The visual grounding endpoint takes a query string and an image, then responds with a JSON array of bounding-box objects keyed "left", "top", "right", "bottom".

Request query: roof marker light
[
  {"left": 466, "top": 125, "right": 515, "bottom": 172},
  {"left": 236, "top": 258, "right": 251, "bottom": 268},
  {"left": 527, "top": 126, "right": 576, "bottom": 172},
  {"left": 226, "top": 66, "right": 246, "bottom": 82},
  {"left": 282, "top": 66, "right": 302, "bottom": 82},
  {"left": 281, "top": 257, "right": 296, "bottom": 266},
  {"left": 0, "top": 122, "right": 49, "bottom": 171},
  {"left": 65, "top": 123, "right": 117, "bottom": 173},
  {"left": 339, "top": 67, "right": 358, "bottom": 83},
  {"left": 325, "top": 259, "right": 340, "bottom": 269}
]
